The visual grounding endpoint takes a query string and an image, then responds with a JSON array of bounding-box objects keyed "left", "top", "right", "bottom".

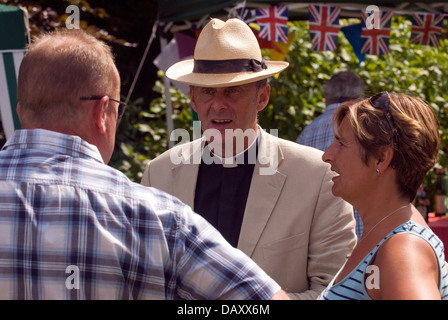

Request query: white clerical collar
[{"left": 203, "top": 130, "right": 260, "bottom": 168}]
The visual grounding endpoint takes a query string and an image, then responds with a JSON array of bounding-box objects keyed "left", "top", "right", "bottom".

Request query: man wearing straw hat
[{"left": 142, "top": 18, "right": 356, "bottom": 299}]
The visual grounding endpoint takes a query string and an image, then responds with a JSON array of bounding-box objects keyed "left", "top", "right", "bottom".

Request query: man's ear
[
  {"left": 93, "top": 96, "right": 110, "bottom": 133},
  {"left": 16, "top": 103, "right": 22, "bottom": 123},
  {"left": 256, "top": 84, "right": 271, "bottom": 112},
  {"left": 189, "top": 86, "right": 197, "bottom": 112}
]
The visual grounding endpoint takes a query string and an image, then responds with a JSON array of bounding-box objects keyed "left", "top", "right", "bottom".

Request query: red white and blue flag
[
  {"left": 255, "top": 5, "right": 288, "bottom": 43},
  {"left": 360, "top": 10, "right": 393, "bottom": 55},
  {"left": 308, "top": 4, "right": 341, "bottom": 52},
  {"left": 410, "top": 13, "right": 444, "bottom": 48}
]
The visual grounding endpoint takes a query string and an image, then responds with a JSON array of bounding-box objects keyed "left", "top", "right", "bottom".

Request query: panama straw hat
[{"left": 165, "top": 18, "right": 289, "bottom": 87}]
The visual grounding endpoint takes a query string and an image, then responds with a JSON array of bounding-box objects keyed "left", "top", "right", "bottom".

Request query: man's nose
[{"left": 211, "top": 91, "right": 228, "bottom": 111}]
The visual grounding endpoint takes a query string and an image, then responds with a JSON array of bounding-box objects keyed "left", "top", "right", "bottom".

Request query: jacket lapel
[
  {"left": 237, "top": 130, "right": 286, "bottom": 256},
  {"left": 170, "top": 139, "right": 204, "bottom": 209},
  {"left": 169, "top": 131, "right": 286, "bottom": 257}
]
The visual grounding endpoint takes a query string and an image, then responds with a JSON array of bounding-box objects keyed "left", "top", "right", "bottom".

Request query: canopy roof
[
  {"left": 0, "top": 4, "right": 27, "bottom": 139},
  {"left": 0, "top": 4, "right": 27, "bottom": 50}
]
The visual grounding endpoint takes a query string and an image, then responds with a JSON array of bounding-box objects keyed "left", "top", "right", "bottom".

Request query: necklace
[{"left": 359, "top": 204, "right": 411, "bottom": 242}]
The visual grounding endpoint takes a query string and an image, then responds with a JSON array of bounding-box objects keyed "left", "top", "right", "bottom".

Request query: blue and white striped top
[{"left": 318, "top": 221, "right": 448, "bottom": 300}]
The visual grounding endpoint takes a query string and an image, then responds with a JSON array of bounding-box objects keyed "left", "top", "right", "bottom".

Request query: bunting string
[
  {"left": 247, "top": 3, "right": 446, "bottom": 56},
  {"left": 156, "top": 3, "right": 447, "bottom": 93}
]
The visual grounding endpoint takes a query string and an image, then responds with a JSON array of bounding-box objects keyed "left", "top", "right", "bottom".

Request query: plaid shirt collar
[{"left": 3, "top": 129, "right": 104, "bottom": 164}]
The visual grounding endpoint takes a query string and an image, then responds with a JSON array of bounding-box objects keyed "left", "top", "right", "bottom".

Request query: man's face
[{"left": 190, "top": 82, "right": 270, "bottom": 154}]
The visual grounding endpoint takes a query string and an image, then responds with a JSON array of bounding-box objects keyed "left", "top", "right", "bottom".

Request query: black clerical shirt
[{"left": 194, "top": 142, "right": 257, "bottom": 247}]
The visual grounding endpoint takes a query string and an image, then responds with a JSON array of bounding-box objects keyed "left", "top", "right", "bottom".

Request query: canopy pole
[
  {"left": 125, "top": 19, "right": 159, "bottom": 105},
  {"left": 159, "top": 36, "right": 174, "bottom": 149},
  {"left": 125, "top": 19, "right": 174, "bottom": 149}
]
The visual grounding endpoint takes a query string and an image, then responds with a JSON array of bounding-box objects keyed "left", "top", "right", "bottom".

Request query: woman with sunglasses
[{"left": 319, "top": 92, "right": 448, "bottom": 300}]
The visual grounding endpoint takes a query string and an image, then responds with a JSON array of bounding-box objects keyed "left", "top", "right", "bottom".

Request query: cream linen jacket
[{"left": 141, "top": 127, "right": 357, "bottom": 299}]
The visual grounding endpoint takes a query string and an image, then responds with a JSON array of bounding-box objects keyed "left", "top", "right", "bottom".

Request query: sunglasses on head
[{"left": 369, "top": 91, "right": 399, "bottom": 147}]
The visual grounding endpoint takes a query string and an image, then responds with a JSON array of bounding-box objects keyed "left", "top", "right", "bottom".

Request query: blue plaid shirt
[
  {"left": 0, "top": 129, "right": 280, "bottom": 300},
  {"left": 296, "top": 103, "right": 364, "bottom": 238},
  {"left": 296, "top": 103, "right": 340, "bottom": 151}
]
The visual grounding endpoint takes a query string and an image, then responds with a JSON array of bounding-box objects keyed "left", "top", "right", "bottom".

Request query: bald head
[{"left": 17, "top": 29, "right": 119, "bottom": 128}]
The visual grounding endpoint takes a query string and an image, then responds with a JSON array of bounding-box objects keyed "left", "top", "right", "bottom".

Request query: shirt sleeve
[{"left": 170, "top": 205, "right": 281, "bottom": 300}]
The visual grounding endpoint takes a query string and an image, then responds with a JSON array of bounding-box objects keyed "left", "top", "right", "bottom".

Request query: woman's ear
[{"left": 376, "top": 146, "right": 395, "bottom": 174}]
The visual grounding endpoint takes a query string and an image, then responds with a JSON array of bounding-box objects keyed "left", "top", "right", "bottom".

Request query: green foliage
[
  {"left": 259, "top": 19, "right": 360, "bottom": 140},
  {"left": 1, "top": 0, "right": 134, "bottom": 44},
  {"left": 2, "top": 4, "right": 448, "bottom": 198},
  {"left": 261, "top": 17, "right": 448, "bottom": 204},
  {"left": 128, "top": 17, "right": 448, "bottom": 200},
  {"left": 109, "top": 73, "right": 192, "bottom": 182},
  {"left": 260, "top": 17, "right": 448, "bottom": 150}
]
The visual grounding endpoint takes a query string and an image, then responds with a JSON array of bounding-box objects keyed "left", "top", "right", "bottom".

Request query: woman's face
[{"left": 322, "top": 116, "right": 375, "bottom": 204}]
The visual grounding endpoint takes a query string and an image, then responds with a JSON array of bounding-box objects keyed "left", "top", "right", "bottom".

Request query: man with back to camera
[
  {"left": 0, "top": 28, "right": 288, "bottom": 300},
  {"left": 296, "top": 70, "right": 365, "bottom": 151},
  {"left": 141, "top": 18, "right": 357, "bottom": 299}
]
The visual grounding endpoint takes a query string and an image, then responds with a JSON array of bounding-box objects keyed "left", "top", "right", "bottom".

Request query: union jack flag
[
  {"left": 360, "top": 10, "right": 393, "bottom": 55},
  {"left": 308, "top": 4, "right": 341, "bottom": 52},
  {"left": 255, "top": 5, "right": 288, "bottom": 43},
  {"left": 410, "top": 13, "right": 444, "bottom": 48}
]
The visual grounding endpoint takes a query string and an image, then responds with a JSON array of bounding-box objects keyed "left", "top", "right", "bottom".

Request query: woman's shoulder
[
  {"left": 371, "top": 221, "right": 443, "bottom": 299},
  {"left": 376, "top": 221, "right": 440, "bottom": 262}
]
